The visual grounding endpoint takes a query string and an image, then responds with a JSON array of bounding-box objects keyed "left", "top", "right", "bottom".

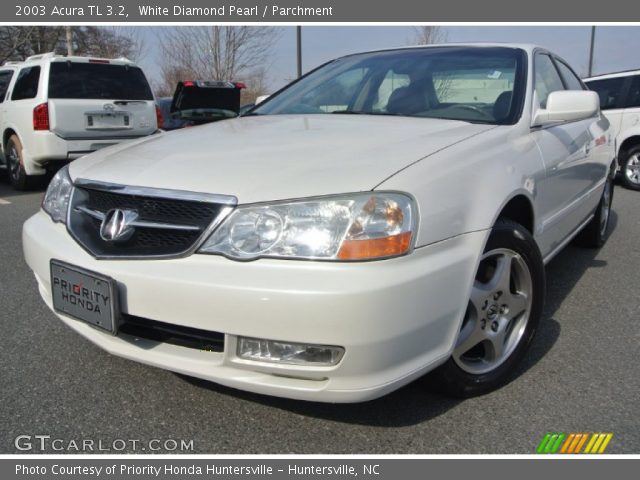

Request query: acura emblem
[{"left": 100, "top": 209, "right": 138, "bottom": 243}]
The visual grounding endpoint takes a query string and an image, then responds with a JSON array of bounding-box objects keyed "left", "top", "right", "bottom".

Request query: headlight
[
  {"left": 199, "top": 192, "right": 416, "bottom": 261},
  {"left": 42, "top": 165, "right": 73, "bottom": 224}
]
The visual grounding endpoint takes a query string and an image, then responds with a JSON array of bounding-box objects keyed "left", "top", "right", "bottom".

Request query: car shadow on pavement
[
  {"left": 180, "top": 212, "right": 616, "bottom": 427},
  {"left": 0, "top": 170, "right": 49, "bottom": 198}
]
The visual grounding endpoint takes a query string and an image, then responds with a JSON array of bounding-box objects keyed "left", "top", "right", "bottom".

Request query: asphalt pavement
[{"left": 0, "top": 172, "right": 638, "bottom": 454}]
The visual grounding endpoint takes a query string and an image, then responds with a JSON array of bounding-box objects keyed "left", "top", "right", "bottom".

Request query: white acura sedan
[{"left": 23, "top": 44, "right": 615, "bottom": 402}]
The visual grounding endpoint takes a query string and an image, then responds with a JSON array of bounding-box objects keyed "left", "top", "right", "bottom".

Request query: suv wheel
[
  {"left": 6, "top": 135, "right": 34, "bottom": 190},
  {"left": 620, "top": 146, "right": 640, "bottom": 191},
  {"left": 431, "top": 219, "right": 545, "bottom": 398}
]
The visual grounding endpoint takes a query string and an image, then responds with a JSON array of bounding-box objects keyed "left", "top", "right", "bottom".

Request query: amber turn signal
[{"left": 337, "top": 231, "right": 412, "bottom": 260}]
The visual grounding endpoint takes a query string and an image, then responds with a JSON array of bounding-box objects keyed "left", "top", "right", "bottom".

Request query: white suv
[
  {"left": 0, "top": 53, "right": 159, "bottom": 190},
  {"left": 585, "top": 70, "right": 640, "bottom": 190}
]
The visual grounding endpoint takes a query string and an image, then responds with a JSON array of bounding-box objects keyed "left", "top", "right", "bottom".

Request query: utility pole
[
  {"left": 587, "top": 26, "right": 596, "bottom": 77},
  {"left": 65, "top": 26, "right": 74, "bottom": 56},
  {"left": 296, "top": 26, "right": 302, "bottom": 78}
]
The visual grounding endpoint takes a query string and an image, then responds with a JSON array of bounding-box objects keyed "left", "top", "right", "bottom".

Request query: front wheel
[{"left": 431, "top": 219, "right": 545, "bottom": 398}]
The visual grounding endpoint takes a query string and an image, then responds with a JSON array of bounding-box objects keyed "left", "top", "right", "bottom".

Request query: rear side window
[
  {"left": 586, "top": 77, "right": 627, "bottom": 110},
  {"left": 534, "top": 54, "right": 564, "bottom": 109},
  {"left": 0, "top": 70, "right": 14, "bottom": 102},
  {"left": 555, "top": 60, "right": 584, "bottom": 90},
  {"left": 48, "top": 62, "right": 153, "bottom": 100},
  {"left": 625, "top": 76, "right": 640, "bottom": 108},
  {"left": 12, "top": 66, "right": 41, "bottom": 100}
]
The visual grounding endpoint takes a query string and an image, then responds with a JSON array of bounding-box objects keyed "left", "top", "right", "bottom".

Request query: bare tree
[
  {"left": 156, "top": 26, "right": 279, "bottom": 95},
  {"left": 0, "top": 26, "right": 143, "bottom": 63},
  {"left": 241, "top": 68, "right": 270, "bottom": 104},
  {"left": 65, "top": 26, "right": 74, "bottom": 56},
  {"left": 410, "top": 26, "right": 447, "bottom": 45},
  {"left": 0, "top": 27, "right": 36, "bottom": 63},
  {"left": 104, "top": 26, "right": 148, "bottom": 61}
]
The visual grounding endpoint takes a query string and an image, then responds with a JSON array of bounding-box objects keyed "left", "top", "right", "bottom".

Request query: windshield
[
  {"left": 253, "top": 47, "right": 526, "bottom": 124},
  {"left": 48, "top": 62, "right": 153, "bottom": 100}
]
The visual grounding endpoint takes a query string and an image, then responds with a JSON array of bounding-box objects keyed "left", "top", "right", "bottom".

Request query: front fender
[{"left": 376, "top": 125, "right": 544, "bottom": 248}]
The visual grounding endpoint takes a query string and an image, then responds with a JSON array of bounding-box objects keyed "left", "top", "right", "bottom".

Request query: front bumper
[{"left": 23, "top": 211, "right": 486, "bottom": 402}]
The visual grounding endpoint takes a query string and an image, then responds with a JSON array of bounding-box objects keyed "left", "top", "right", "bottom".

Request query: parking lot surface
[{"left": 1, "top": 174, "right": 638, "bottom": 454}]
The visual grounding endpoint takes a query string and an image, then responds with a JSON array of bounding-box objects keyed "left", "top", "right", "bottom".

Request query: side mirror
[
  {"left": 255, "top": 95, "right": 270, "bottom": 104},
  {"left": 532, "top": 90, "right": 600, "bottom": 127}
]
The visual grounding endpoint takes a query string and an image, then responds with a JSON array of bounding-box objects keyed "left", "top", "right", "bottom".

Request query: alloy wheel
[
  {"left": 7, "top": 145, "right": 20, "bottom": 183},
  {"left": 626, "top": 154, "right": 640, "bottom": 185},
  {"left": 453, "top": 248, "right": 533, "bottom": 375}
]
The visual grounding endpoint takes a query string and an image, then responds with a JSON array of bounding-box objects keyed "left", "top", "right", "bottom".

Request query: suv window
[
  {"left": 555, "top": 60, "right": 584, "bottom": 90},
  {"left": 12, "top": 66, "right": 41, "bottom": 100},
  {"left": 586, "top": 77, "right": 627, "bottom": 110},
  {"left": 625, "top": 75, "right": 640, "bottom": 108},
  {"left": 48, "top": 62, "right": 153, "bottom": 100},
  {"left": 0, "top": 70, "right": 14, "bottom": 102},
  {"left": 534, "top": 54, "right": 565, "bottom": 109}
]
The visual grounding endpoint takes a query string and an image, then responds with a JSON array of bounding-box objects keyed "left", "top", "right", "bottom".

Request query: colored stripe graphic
[
  {"left": 584, "top": 433, "right": 613, "bottom": 454},
  {"left": 573, "top": 433, "right": 590, "bottom": 453},
  {"left": 537, "top": 433, "right": 566, "bottom": 453},
  {"left": 537, "top": 433, "right": 613, "bottom": 454}
]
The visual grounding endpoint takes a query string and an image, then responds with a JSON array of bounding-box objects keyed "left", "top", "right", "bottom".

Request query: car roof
[{"left": 584, "top": 69, "right": 640, "bottom": 82}]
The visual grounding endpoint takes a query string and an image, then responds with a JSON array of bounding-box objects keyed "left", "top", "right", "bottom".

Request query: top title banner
[{"left": 3, "top": 0, "right": 640, "bottom": 22}]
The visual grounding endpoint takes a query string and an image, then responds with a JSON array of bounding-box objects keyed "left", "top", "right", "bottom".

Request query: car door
[{"left": 532, "top": 52, "right": 604, "bottom": 257}]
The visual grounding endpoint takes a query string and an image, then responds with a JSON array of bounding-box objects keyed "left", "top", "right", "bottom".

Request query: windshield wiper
[
  {"left": 331, "top": 110, "right": 404, "bottom": 116},
  {"left": 331, "top": 110, "right": 366, "bottom": 114}
]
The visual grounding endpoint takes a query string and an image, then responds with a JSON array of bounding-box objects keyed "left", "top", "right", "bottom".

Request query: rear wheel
[
  {"left": 431, "top": 219, "right": 545, "bottom": 397},
  {"left": 6, "top": 135, "right": 35, "bottom": 191},
  {"left": 620, "top": 147, "right": 640, "bottom": 191},
  {"left": 574, "top": 175, "right": 613, "bottom": 248}
]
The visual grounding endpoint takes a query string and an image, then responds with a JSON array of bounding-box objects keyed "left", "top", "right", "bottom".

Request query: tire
[
  {"left": 6, "top": 134, "right": 35, "bottom": 191},
  {"left": 431, "top": 218, "right": 545, "bottom": 398},
  {"left": 619, "top": 146, "right": 640, "bottom": 191},
  {"left": 574, "top": 175, "right": 614, "bottom": 248}
]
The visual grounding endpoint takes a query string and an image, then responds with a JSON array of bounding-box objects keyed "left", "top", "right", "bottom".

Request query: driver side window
[{"left": 534, "top": 54, "right": 565, "bottom": 109}]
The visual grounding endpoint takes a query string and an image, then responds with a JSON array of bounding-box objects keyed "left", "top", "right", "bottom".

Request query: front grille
[
  {"left": 119, "top": 314, "right": 225, "bottom": 352},
  {"left": 84, "top": 189, "right": 217, "bottom": 224},
  {"left": 67, "top": 181, "right": 235, "bottom": 259}
]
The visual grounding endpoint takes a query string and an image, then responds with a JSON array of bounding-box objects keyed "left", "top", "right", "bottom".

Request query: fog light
[{"left": 237, "top": 337, "right": 344, "bottom": 366}]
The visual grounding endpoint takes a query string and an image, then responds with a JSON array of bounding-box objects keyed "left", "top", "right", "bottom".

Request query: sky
[{"left": 136, "top": 26, "right": 640, "bottom": 92}]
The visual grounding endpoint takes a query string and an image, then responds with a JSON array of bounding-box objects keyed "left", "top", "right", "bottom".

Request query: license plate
[
  {"left": 50, "top": 260, "right": 119, "bottom": 334},
  {"left": 86, "top": 113, "right": 129, "bottom": 128}
]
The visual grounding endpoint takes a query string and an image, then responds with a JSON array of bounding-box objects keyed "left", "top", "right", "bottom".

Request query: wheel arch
[
  {"left": 492, "top": 192, "right": 536, "bottom": 235},
  {"left": 618, "top": 133, "right": 640, "bottom": 159},
  {"left": 3, "top": 127, "right": 18, "bottom": 151}
]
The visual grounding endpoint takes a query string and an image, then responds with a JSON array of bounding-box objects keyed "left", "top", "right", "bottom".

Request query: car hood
[{"left": 70, "top": 114, "right": 494, "bottom": 204}]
